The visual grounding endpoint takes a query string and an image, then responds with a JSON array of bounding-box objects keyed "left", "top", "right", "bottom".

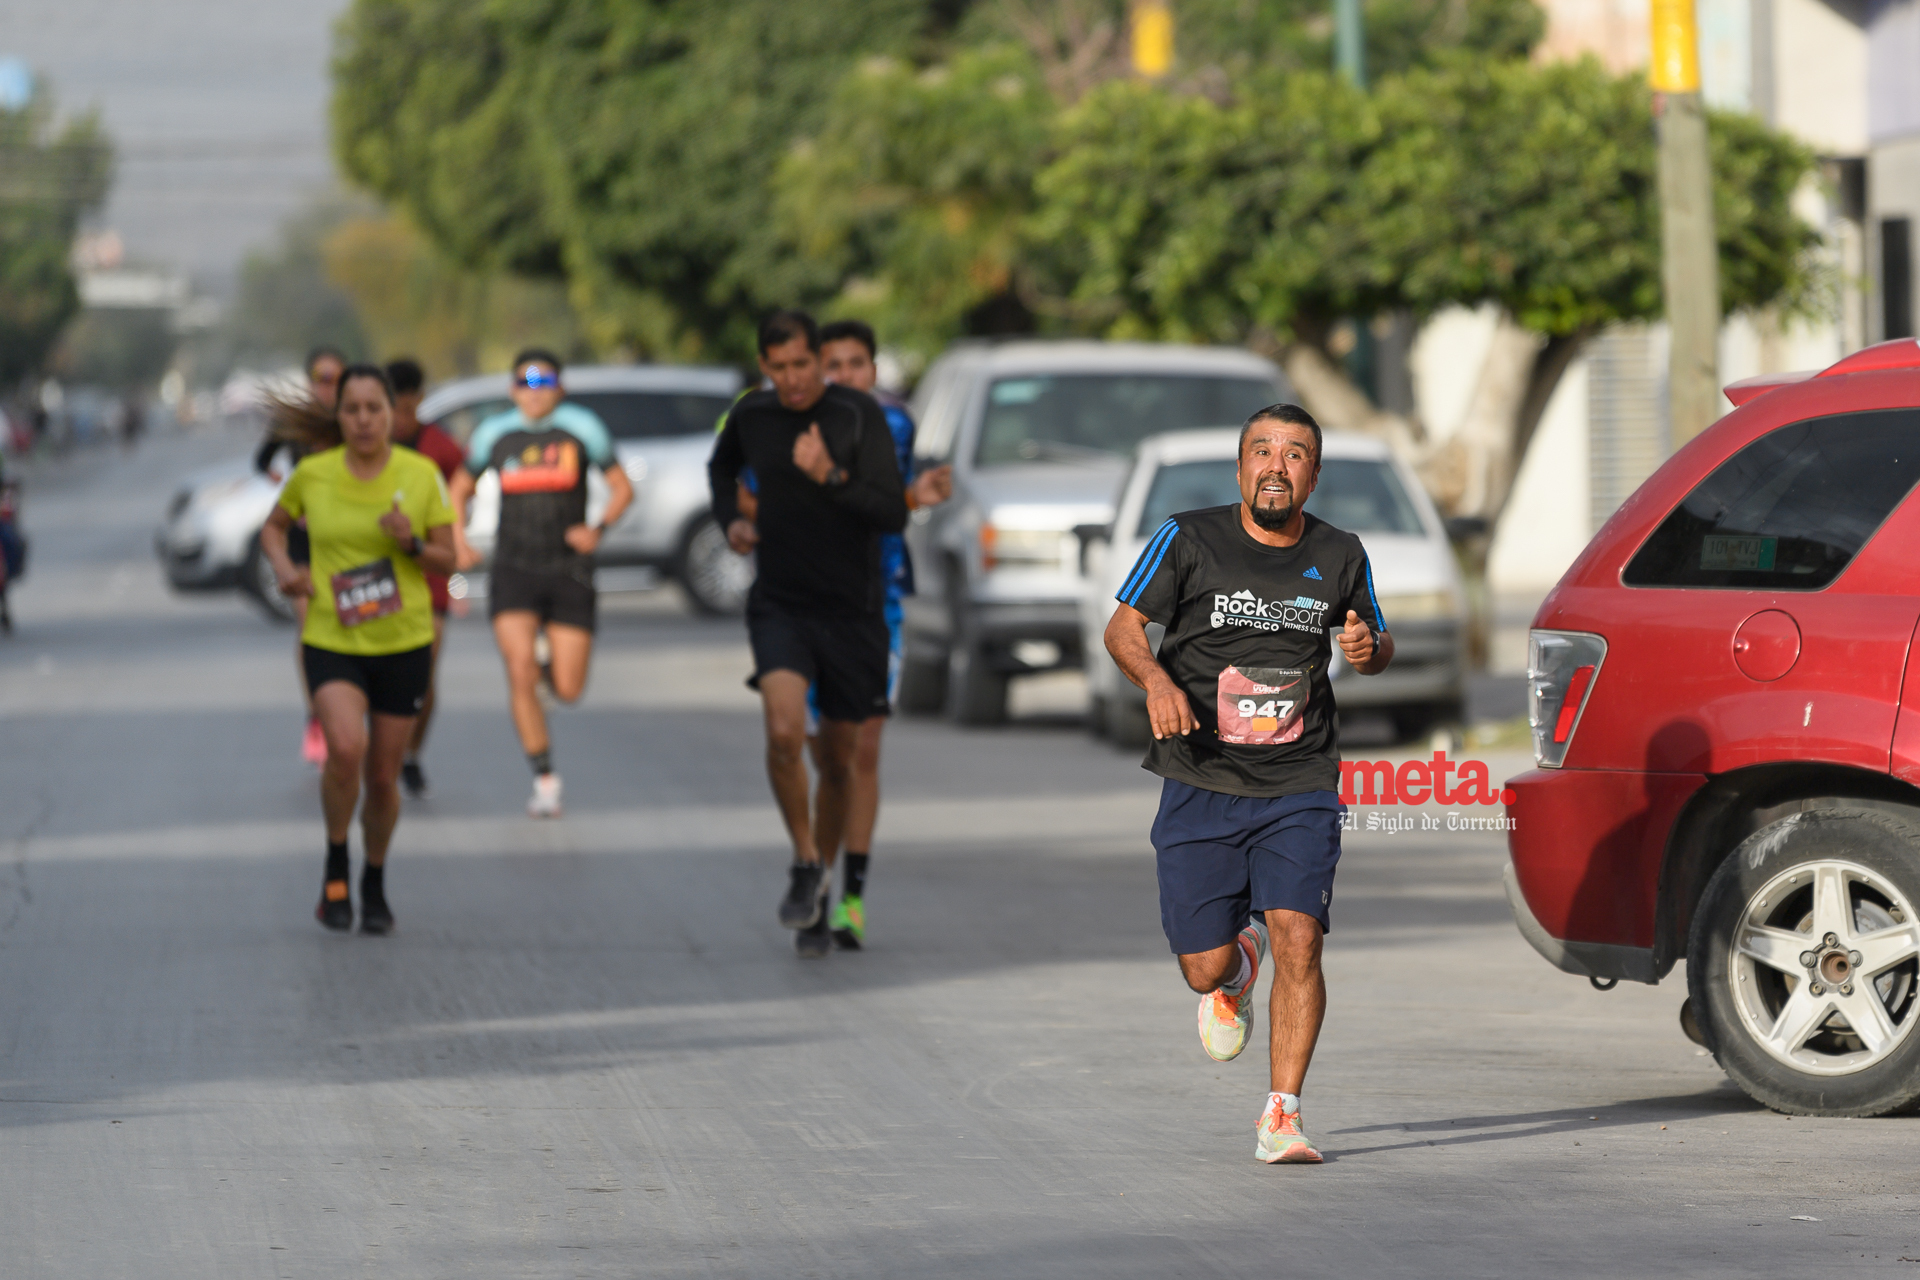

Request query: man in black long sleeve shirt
[{"left": 708, "top": 310, "right": 907, "bottom": 955}]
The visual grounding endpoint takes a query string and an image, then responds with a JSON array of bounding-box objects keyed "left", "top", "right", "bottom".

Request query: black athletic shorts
[
  {"left": 287, "top": 522, "right": 310, "bottom": 566},
  {"left": 303, "top": 644, "right": 433, "bottom": 717},
  {"left": 746, "top": 598, "right": 891, "bottom": 723},
  {"left": 489, "top": 561, "right": 596, "bottom": 633}
]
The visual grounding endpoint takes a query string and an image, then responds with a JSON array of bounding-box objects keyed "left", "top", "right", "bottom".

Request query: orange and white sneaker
[
  {"left": 1255, "top": 1094, "right": 1324, "bottom": 1164},
  {"left": 1197, "top": 918, "right": 1268, "bottom": 1062}
]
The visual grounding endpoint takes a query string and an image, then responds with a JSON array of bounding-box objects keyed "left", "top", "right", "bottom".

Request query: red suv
[{"left": 1506, "top": 338, "right": 1920, "bottom": 1116}]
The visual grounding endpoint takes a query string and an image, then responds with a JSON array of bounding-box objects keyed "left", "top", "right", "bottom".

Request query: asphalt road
[{"left": 3, "top": 427, "right": 1919, "bottom": 1278}]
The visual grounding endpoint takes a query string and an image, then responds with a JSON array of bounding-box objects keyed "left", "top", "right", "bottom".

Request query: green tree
[
  {"left": 0, "top": 89, "right": 110, "bottom": 389},
  {"left": 333, "top": 0, "right": 959, "bottom": 361}
]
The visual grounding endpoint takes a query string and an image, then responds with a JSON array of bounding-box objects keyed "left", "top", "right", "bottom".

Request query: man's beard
[{"left": 1248, "top": 495, "right": 1295, "bottom": 529}]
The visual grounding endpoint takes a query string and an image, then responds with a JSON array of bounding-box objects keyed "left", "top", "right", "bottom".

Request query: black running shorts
[
  {"left": 303, "top": 643, "right": 433, "bottom": 717},
  {"left": 746, "top": 599, "right": 891, "bottom": 723},
  {"left": 489, "top": 561, "right": 596, "bottom": 633}
]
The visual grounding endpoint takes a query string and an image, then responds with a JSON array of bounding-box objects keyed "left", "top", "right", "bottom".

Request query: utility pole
[
  {"left": 1335, "top": 0, "right": 1366, "bottom": 88},
  {"left": 1651, "top": 0, "right": 1720, "bottom": 447}
]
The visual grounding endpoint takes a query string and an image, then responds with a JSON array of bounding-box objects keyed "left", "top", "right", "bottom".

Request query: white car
[
  {"left": 1079, "top": 428, "right": 1467, "bottom": 746},
  {"left": 157, "top": 364, "right": 754, "bottom": 619}
]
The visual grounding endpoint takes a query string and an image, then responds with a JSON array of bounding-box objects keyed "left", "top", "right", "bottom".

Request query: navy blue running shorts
[{"left": 1150, "top": 779, "right": 1345, "bottom": 954}]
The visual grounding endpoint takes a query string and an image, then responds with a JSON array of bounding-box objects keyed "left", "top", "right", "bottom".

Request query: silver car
[
  {"left": 1079, "top": 427, "right": 1467, "bottom": 746},
  {"left": 900, "top": 341, "right": 1291, "bottom": 723},
  {"left": 157, "top": 364, "right": 754, "bottom": 619}
]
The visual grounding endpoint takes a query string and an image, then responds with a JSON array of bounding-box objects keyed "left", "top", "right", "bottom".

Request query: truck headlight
[{"left": 982, "top": 524, "right": 1066, "bottom": 570}]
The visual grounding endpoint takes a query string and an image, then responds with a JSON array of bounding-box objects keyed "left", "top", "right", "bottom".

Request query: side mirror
[
  {"left": 1072, "top": 522, "right": 1112, "bottom": 576},
  {"left": 1444, "top": 515, "right": 1490, "bottom": 542}
]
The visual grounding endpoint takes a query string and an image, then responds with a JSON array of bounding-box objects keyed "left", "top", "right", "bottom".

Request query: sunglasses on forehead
[{"left": 519, "top": 368, "right": 559, "bottom": 389}]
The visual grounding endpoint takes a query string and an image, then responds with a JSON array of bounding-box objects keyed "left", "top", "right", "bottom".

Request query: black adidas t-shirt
[{"left": 1119, "top": 506, "right": 1386, "bottom": 798}]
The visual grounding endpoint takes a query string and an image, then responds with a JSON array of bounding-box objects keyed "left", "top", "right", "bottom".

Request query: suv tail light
[{"left": 1528, "top": 630, "right": 1606, "bottom": 768}]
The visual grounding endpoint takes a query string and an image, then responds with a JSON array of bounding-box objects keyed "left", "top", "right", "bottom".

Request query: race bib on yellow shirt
[
  {"left": 1216, "top": 666, "right": 1308, "bottom": 745},
  {"left": 331, "top": 558, "right": 402, "bottom": 628}
]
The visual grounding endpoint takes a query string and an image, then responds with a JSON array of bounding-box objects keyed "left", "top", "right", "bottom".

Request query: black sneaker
[
  {"left": 796, "top": 910, "right": 831, "bottom": 958},
  {"left": 315, "top": 881, "right": 353, "bottom": 932},
  {"left": 401, "top": 760, "right": 428, "bottom": 798},
  {"left": 777, "top": 862, "right": 825, "bottom": 929},
  {"left": 360, "top": 890, "right": 394, "bottom": 936}
]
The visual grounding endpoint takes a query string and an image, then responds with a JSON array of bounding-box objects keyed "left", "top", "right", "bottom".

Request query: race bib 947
[{"left": 1216, "top": 666, "right": 1307, "bottom": 745}]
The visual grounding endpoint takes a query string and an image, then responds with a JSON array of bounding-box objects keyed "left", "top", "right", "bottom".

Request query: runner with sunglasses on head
[
  {"left": 259, "top": 364, "right": 457, "bottom": 934},
  {"left": 812, "top": 319, "right": 952, "bottom": 950},
  {"left": 257, "top": 346, "right": 348, "bottom": 767},
  {"left": 449, "top": 350, "right": 632, "bottom": 818},
  {"left": 386, "top": 358, "right": 464, "bottom": 798}
]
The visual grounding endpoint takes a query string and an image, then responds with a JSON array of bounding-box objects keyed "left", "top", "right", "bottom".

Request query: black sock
[
  {"left": 325, "top": 840, "right": 349, "bottom": 883},
  {"left": 528, "top": 748, "right": 553, "bottom": 777},
  {"left": 843, "top": 852, "right": 869, "bottom": 899},
  {"left": 361, "top": 863, "right": 384, "bottom": 900}
]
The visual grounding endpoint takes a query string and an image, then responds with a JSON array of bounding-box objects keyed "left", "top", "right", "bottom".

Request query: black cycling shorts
[
  {"left": 489, "top": 561, "right": 596, "bottom": 633},
  {"left": 287, "top": 522, "right": 310, "bottom": 566},
  {"left": 746, "top": 599, "right": 891, "bottom": 723},
  {"left": 303, "top": 644, "right": 433, "bottom": 717}
]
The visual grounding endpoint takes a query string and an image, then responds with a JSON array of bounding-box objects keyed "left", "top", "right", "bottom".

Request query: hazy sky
[{"left": 0, "top": 0, "right": 352, "bottom": 293}]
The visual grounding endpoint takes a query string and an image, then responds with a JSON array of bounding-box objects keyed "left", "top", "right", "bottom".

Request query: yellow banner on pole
[
  {"left": 1132, "top": 0, "right": 1174, "bottom": 78},
  {"left": 1649, "top": 0, "right": 1701, "bottom": 92}
]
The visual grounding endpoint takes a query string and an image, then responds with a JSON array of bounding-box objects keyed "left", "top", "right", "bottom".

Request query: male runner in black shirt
[
  {"left": 709, "top": 310, "right": 907, "bottom": 957},
  {"left": 1104, "top": 403, "right": 1394, "bottom": 1164}
]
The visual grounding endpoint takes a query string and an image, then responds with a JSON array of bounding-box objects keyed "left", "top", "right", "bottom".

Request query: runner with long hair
[{"left": 259, "top": 364, "right": 457, "bottom": 934}]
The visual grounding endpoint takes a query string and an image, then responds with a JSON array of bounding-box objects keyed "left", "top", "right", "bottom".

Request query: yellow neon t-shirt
[{"left": 277, "top": 446, "right": 454, "bottom": 655}]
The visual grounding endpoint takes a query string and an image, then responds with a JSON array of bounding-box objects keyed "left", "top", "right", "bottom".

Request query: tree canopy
[{"left": 0, "top": 90, "right": 110, "bottom": 389}]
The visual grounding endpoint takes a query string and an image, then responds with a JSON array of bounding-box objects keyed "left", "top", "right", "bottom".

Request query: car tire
[
  {"left": 676, "top": 516, "right": 754, "bottom": 616},
  {"left": 240, "top": 534, "right": 295, "bottom": 624},
  {"left": 897, "top": 653, "right": 947, "bottom": 716},
  {"left": 1105, "top": 694, "right": 1153, "bottom": 748},
  {"left": 1087, "top": 693, "right": 1109, "bottom": 739},
  {"left": 947, "top": 639, "right": 1008, "bottom": 726},
  {"left": 1686, "top": 806, "right": 1920, "bottom": 1116},
  {"left": 1393, "top": 700, "right": 1462, "bottom": 744}
]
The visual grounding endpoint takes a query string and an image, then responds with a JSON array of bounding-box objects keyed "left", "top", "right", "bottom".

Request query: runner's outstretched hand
[
  {"left": 910, "top": 464, "right": 953, "bottom": 508},
  {"left": 726, "top": 518, "right": 760, "bottom": 556},
  {"left": 1336, "top": 609, "right": 1375, "bottom": 666},
  {"left": 1146, "top": 675, "right": 1200, "bottom": 740},
  {"left": 275, "top": 563, "right": 313, "bottom": 600}
]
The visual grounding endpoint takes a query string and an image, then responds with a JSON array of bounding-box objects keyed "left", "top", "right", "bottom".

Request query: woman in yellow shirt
[{"left": 261, "top": 365, "right": 457, "bottom": 934}]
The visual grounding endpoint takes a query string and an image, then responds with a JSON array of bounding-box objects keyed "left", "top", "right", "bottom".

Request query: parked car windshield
[
  {"left": 977, "top": 374, "right": 1277, "bottom": 467},
  {"left": 1623, "top": 408, "right": 1920, "bottom": 590},
  {"left": 1136, "top": 457, "right": 1427, "bottom": 538},
  {"left": 433, "top": 391, "right": 736, "bottom": 446}
]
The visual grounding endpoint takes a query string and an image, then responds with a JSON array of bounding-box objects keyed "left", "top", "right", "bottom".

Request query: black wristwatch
[
  {"left": 824, "top": 466, "right": 849, "bottom": 487},
  {"left": 405, "top": 535, "right": 424, "bottom": 557}
]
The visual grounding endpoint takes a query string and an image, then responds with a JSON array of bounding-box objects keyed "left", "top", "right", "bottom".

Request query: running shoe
[
  {"left": 401, "top": 759, "right": 429, "bottom": 798},
  {"left": 301, "top": 717, "right": 328, "bottom": 767},
  {"left": 796, "top": 910, "right": 831, "bottom": 958},
  {"left": 830, "top": 894, "right": 865, "bottom": 950},
  {"left": 1255, "top": 1096, "right": 1324, "bottom": 1164},
  {"left": 315, "top": 879, "right": 352, "bottom": 932},
  {"left": 528, "top": 773, "right": 563, "bottom": 818},
  {"left": 1198, "top": 918, "right": 1268, "bottom": 1062},
  {"left": 360, "top": 889, "right": 394, "bottom": 936},
  {"left": 778, "top": 862, "right": 825, "bottom": 929}
]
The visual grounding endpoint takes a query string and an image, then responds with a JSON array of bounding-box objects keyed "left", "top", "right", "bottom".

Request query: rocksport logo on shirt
[{"left": 1209, "top": 588, "right": 1331, "bottom": 635}]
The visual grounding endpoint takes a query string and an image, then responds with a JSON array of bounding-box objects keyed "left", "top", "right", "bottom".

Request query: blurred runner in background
[
  {"left": 450, "top": 350, "right": 632, "bottom": 818},
  {"left": 814, "top": 320, "right": 952, "bottom": 950},
  {"left": 387, "top": 358, "right": 464, "bottom": 799},
  {"left": 708, "top": 310, "right": 906, "bottom": 958},
  {"left": 259, "top": 364, "right": 456, "bottom": 934},
  {"left": 257, "top": 346, "right": 348, "bottom": 767}
]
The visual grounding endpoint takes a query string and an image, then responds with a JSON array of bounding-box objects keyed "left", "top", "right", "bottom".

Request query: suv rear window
[
  {"left": 1622, "top": 409, "right": 1920, "bottom": 590},
  {"left": 433, "top": 391, "right": 734, "bottom": 446},
  {"left": 1137, "top": 458, "right": 1426, "bottom": 537},
  {"left": 977, "top": 374, "right": 1277, "bottom": 466}
]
